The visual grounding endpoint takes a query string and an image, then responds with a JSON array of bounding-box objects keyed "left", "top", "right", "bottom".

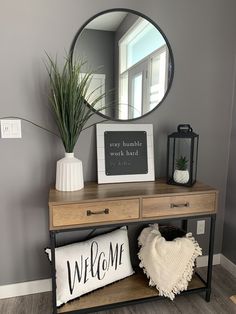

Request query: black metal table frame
[{"left": 49, "top": 213, "right": 216, "bottom": 314}]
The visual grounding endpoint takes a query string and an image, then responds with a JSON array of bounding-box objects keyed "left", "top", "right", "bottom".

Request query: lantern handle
[{"left": 177, "top": 124, "right": 193, "bottom": 132}]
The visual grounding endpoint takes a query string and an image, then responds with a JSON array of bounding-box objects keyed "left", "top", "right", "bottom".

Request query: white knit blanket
[{"left": 138, "top": 224, "right": 202, "bottom": 300}]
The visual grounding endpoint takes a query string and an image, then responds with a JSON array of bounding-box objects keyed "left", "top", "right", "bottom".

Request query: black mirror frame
[{"left": 70, "top": 8, "right": 174, "bottom": 121}]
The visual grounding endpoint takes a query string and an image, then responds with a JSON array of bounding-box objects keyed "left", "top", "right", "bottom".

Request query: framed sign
[{"left": 96, "top": 124, "right": 155, "bottom": 183}]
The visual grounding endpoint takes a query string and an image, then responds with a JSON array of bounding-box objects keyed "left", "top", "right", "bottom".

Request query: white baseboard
[
  {"left": 220, "top": 254, "right": 236, "bottom": 278},
  {"left": 0, "top": 279, "right": 51, "bottom": 299},
  {"left": 196, "top": 253, "right": 221, "bottom": 267},
  {"left": 0, "top": 254, "right": 235, "bottom": 299},
  {"left": 197, "top": 253, "right": 236, "bottom": 278}
]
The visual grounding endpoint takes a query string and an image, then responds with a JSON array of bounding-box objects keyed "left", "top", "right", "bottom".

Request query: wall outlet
[
  {"left": 197, "top": 220, "right": 205, "bottom": 235},
  {"left": 0, "top": 119, "right": 22, "bottom": 138}
]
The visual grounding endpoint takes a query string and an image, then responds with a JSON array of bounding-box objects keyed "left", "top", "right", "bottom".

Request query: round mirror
[{"left": 70, "top": 9, "right": 174, "bottom": 121}]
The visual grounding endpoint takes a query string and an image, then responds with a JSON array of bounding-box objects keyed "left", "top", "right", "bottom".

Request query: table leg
[
  {"left": 205, "top": 214, "right": 216, "bottom": 302},
  {"left": 182, "top": 219, "right": 188, "bottom": 232},
  {"left": 50, "top": 231, "right": 57, "bottom": 314}
]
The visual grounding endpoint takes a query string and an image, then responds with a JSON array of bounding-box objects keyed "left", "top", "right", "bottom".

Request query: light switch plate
[{"left": 0, "top": 119, "right": 22, "bottom": 138}]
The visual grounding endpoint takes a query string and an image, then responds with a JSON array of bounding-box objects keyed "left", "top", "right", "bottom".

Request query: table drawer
[
  {"left": 142, "top": 193, "right": 216, "bottom": 218},
  {"left": 52, "top": 198, "right": 140, "bottom": 227}
]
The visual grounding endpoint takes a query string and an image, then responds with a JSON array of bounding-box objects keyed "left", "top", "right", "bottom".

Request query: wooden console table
[{"left": 48, "top": 179, "right": 218, "bottom": 314}]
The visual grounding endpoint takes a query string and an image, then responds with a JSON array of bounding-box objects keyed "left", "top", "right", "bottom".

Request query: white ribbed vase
[
  {"left": 173, "top": 170, "right": 189, "bottom": 184},
  {"left": 56, "top": 153, "right": 84, "bottom": 191}
]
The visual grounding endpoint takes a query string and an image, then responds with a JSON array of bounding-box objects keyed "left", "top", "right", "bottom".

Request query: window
[
  {"left": 118, "top": 18, "right": 168, "bottom": 119},
  {"left": 149, "top": 46, "right": 168, "bottom": 110},
  {"left": 80, "top": 73, "right": 106, "bottom": 114}
]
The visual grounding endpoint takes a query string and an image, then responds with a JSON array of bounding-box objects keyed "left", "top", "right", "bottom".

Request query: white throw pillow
[{"left": 46, "top": 227, "right": 134, "bottom": 306}]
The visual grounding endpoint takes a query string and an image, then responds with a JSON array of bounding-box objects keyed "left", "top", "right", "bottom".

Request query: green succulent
[{"left": 176, "top": 156, "right": 188, "bottom": 171}]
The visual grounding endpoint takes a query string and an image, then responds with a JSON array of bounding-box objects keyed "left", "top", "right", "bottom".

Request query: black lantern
[{"left": 167, "top": 124, "right": 199, "bottom": 186}]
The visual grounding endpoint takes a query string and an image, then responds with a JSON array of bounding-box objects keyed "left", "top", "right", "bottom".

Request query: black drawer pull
[
  {"left": 170, "top": 202, "right": 189, "bottom": 208},
  {"left": 87, "top": 208, "right": 110, "bottom": 216}
]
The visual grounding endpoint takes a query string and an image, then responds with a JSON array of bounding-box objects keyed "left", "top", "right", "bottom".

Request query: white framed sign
[{"left": 96, "top": 124, "right": 155, "bottom": 184}]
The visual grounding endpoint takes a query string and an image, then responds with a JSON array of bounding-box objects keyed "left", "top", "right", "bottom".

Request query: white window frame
[
  {"left": 118, "top": 18, "right": 169, "bottom": 119},
  {"left": 118, "top": 45, "right": 168, "bottom": 119},
  {"left": 80, "top": 73, "right": 106, "bottom": 114}
]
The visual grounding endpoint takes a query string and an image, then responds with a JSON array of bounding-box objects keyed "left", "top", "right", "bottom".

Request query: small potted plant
[{"left": 173, "top": 156, "right": 189, "bottom": 184}]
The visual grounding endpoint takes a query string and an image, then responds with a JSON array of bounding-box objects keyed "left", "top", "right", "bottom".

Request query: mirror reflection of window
[
  {"left": 80, "top": 73, "right": 106, "bottom": 114},
  {"left": 149, "top": 46, "right": 168, "bottom": 110},
  {"left": 130, "top": 72, "right": 142, "bottom": 118},
  {"left": 128, "top": 59, "right": 148, "bottom": 118},
  {"left": 119, "top": 72, "right": 128, "bottom": 119},
  {"left": 118, "top": 17, "right": 168, "bottom": 119}
]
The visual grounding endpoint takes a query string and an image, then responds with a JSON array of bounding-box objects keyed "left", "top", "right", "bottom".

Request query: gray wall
[
  {"left": 74, "top": 29, "right": 115, "bottom": 113},
  {"left": 0, "top": 0, "right": 236, "bottom": 285},
  {"left": 115, "top": 12, "right": 139, "bottom": 41},
  {"left": 222, "top": 57, "right": 236, "bottom": 264}
]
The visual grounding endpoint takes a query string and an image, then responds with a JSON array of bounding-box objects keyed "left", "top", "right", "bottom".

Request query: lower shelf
[{"left": 58, "top": 271, "right": 206, "bottom": 313}]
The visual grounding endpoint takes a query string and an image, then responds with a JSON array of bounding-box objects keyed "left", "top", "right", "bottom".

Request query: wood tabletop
[{"left": 49, "top": 179, "right": 217, "bottom": 205}]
